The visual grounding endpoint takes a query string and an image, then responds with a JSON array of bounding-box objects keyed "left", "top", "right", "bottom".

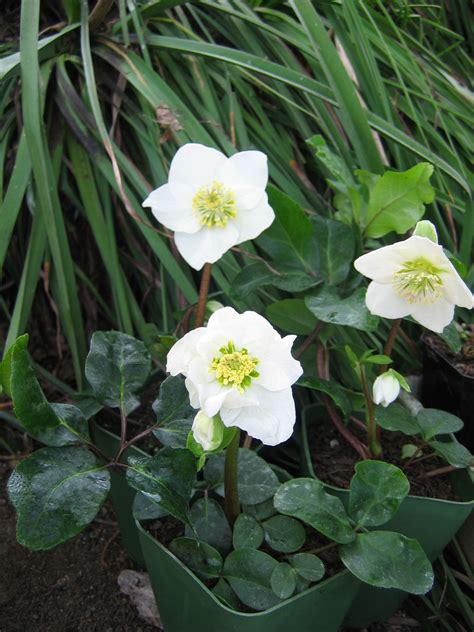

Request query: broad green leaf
[
  {"left": 289, "top": 553, "right": 325, "bottom": 582},
  {"left": 212, "top": 579, "right": 240, "bottom": 610},
  {"left": 185, "top": 498, "right": 232, "bottom": 555},
  {"left": 233, "top": 513, "right": 264, "bottom": 550},
  {"left": 258, "top": 186, "right": 317, "bottom": 275},
  {"left": 126, "top": 448, "right": 196, "bottom": 525},
  {"left": 311, "top": 216, "right": 355, "bottom": 285},
  {"left": 349, "top": 461, "right": 410, "bottom": 527},
  {"left": 169, "top": 537, "right": 222, "bottom": 579},
  {"left": 10, "top": 336, "right": 89, "bottom": 446},
  {"left": 133, "top": 492, "right": 168, "bottom": 521},
  {"left": 374, "top": 404, "right": 420, "bottom": 436},
  {"left": 263, "top": 515, "right": 306, "bottom": 553},
  {"left": 154, "top": 418, "right": 193, "bottom": 448},
  {"left": 305, "top": 287, "right": 379, "bottom": 332},
  {"left": 230, "top": 262, "right": 319, "bottom": 301},
  {"left": 223, "top": 548, "right": 281, "bottom": 611},
  {"left": 243, "top": 499, "right": 276, "bottom": 521},
  {"left": 307, "top": 135, "right": 355, "bottom": 188},
  {"left": 438, "top": 323, "right": 462, "bottom": 354},
  {"left": 416, "top": 409, "right": 464, "bottom": 441},
  {"left": 7, "top": 446, "right": 110, "bottom": 550},
  {"left": 274, "top": 478, "right": 355, "bottom": 544},
  {"left": 271, "top": 563, "right": 296, "bottom": 599},
  {"left": 266, "top": 299, "right": 318, "bottom": 335},
  {"left": 401, "top": 444, "right": 419, "bottom": 460},
  {"left": 85, "top": 331, "right": 151, "bottom": 415},
  {"left": 340, "top": 531, "right": 434, "bottom": 594},
  {"left": 152, "top": 375, "right": 194, "bottom": 425},
  {"left": 429, "top": 441, "right": 473, "bottom": 468},
  {"left": 364, "top": 163, "right": 435, "bottom": 238},
  {"left": 298, "top": 378, "right": 351, "bottom": 418}
]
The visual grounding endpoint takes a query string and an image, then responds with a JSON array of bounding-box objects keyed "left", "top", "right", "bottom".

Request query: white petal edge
[
  {"left": 410, "top": 298, "right": 455, "bottom": 333},
  {"left": 174, "top": 224, "right": 239, "bottom": 270},
  {"left": 166, "top": 328, "right": 206, "bottom": 376},
  {"left": 168, "top": 143, "right": 227, "bottom": 188},
  {"left": 365, "top": 282, "right": 412, "bottom": 319},
  {"left": 232, "top": 194, "right": 275, "bottom": 243},
  {"left": 218, "top": 150, "right": 268, "bottom": 191},
  {"left": 143, "top": 182, "right": 200, "bottom": 234}
]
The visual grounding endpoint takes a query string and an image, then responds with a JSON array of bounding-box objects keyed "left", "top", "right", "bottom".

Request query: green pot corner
[
  {"left": 136, "top": 519, "right": 359, "bottom": 632},
  {"left": 300, "top": 408, "right": 473, "bottom": 628}
]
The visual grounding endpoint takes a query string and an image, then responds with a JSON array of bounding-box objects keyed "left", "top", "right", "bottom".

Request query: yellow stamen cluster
[
  {"left": 393, "top": 258, "right": 444, "bottom": 304},
  {"left": 192, "top": 181, "right": 236, "bottom": 228},
  {"left": 210, "top": 341, "right": 259, "bottom": 393}
]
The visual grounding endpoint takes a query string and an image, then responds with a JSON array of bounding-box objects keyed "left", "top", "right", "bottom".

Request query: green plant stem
[
  {"left": 224, "top": 429, "right": 240, "bottom": 526},
  {"left": 194, "top": 262, "right": 212, "bottom": 328},
  {"left": 360, "top": 364, "right": 381, "bottom": 457}
]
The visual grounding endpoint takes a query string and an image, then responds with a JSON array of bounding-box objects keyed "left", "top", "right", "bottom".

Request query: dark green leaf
[
  {"left": 133, "top": 491, "right": 168, "bottom": 521},
  {"left": 311, "top": 216, "right": 355, "bottom": 285},
  {"left": 349, "top": 461, "right": 410, "bottom": 527},
  {"left": 307, "top": 135, "right": 355, "bottom": 188},
  {"left": 212, "top": 579, "right": 240, "bottom": 610},
  {"left": 374, "top": 404, "right": 420, "bottom": 436},
  {"left": 263, "top": 515, "right": 306, "bottom": 553},
  {"left": 429, "top": 441, "right": 473, "bottom": 468},
  {"left": 152, "top": 375, "right": 193, "bottom": 425},
  {"left": 271, "top": 563, "right": 296, "bottom": 599},
  {"left": 298, "top": 377, "right": 351, "bottom": 418},
  {"left": 416, "top": 409, "right": 464, "bottom": 441},
  {"left": 305, "top": 287, "right": 379, "bottom": 332},
  {"left": 154, "top": 418, "right": 193, "bottom": 448},
  {"left": 7, "top": 446, "right": 110, "bottom": 550},
  {"left": 243, "top": 499, "right": 276, "bottom": 521},
  {"left": 340, "top": 531, "right": 434, "bottom": 594},
  {"left": 223, "top": 548, "right": 281, "bottom": 611},
  {"left": 438, "top": 323, "right": 462, "bottom": 354},
  {"left": 266, "top": 299, "right": 318, "bottom": 335},
  {"left": 126, "top": 448, "right": 196, "bottom": 525},
  {"left": 233, "top": 513, "right": 264, "bottom": 550},
  {"left": 230, "top": 262, "right": 319, "bottom": 301},
  {"left": 169, "top": 537, "right": 222, "bottom": 579},
  {"left": 186, "top": 498, "right": 231, "bottom": 555},
  {"left": 289, "top": 553, "right": 325, "bottom": 582},
  {"left": 85, "top": 331, "right": 151, "bottom": 415},
  {"left": 274, "top": 478, "right": 355, "bottom": 544}
]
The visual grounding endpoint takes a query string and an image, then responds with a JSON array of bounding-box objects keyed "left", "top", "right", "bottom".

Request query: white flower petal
[
  {"left": 174, "top": 224, "right": 239, "bottom": 270},
  {"left": 365, "top": 282, "right": 412, "bottom": 319},
  {"left": 410, "top": 299, "right": 455, "bottom": 333},
  {"left": 372, "top": 374, "right": 400, "bottom": 407},
  {"left": 257, "top": 336, "right": 302, "bottom": 391},
  {"left": 441, "top": 265, "right": 474, "bottom": 309},
  {"left": 220, "top": 385, "right": 296, "bottom": 446},
  {"left": 232, "top": 194, "right": 275, "bottom": 243},
  {"left": 168, "top": 143, "right": 227, "bottom": 188},
  {"left": 185, "top": 378, "right": 200, "bottom": 409},
  {"left": 219, "top": 150, "right": 268, "bottom": 191},
  {"left": 166, "top": 328, "right": 206, "bottom": 376},
  {"left": 143, "top": 183, "right": 200, "bottom": 234}
]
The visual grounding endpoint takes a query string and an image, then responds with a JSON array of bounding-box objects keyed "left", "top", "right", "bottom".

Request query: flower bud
[
  {"left": 191, "top": 411, "right": 224, "bottom": 451},
  {"left": 372, "top": 371, "right": 400, "bottom": 408}
]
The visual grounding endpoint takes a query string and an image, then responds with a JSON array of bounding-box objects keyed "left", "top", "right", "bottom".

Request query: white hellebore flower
[
  {"left": 372, "top": 372, "right": 400, "bottom": 408},
  {"left": 191, "top": 411, "right": 223, "bottom": 452},
  {"left": 167, "top": 307, "right": 303, "bottom": 446},
  {"left": 143, "top": 144, "right": 275, "bottom": 270},
  {"left": 354, "top": 234, "right": 473, "bottom": 333}
]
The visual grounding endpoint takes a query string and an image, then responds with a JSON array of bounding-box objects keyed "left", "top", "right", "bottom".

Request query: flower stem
[
  {"left": 360, "top": 364, "right": 381, "bottom": 458},
  {"left": 224, "top": 429, "right": 240, "bottom": 526},
  {"left": 380, "top": 318, "right": 402, "bottom": 373},
  {"left": 195, "top": 263, "right": 212, "bottom": 328}
]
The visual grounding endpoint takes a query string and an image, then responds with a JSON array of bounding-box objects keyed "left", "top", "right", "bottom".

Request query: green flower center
[
  {"left": 192, "top": 181, "right": 236, "bottom": 228},
  {"left": 393, "top": 258, "right": 444, "bottom": 304},
  {"left": 210, "top": 341, "right": 259, "bottom": 393}
]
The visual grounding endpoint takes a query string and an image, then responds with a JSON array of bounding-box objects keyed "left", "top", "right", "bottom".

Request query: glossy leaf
[
  {"left": 243, "top": 499, "right": 276, "bottom": 521},
  {"left": 154, "top": 418, "right": 193, "bottom": 448},
  {"left": 263, "top": 515, "right": 306, "bottom": 553},
  {"left": 298, "top": 378, "right": 351, "bottom": 418},
  {"left": 374, "top": 404, "right": 420, "bottom": 436},
  {"left": 266, "top": 299, "right": 318, "bottom": 335},
  {"left": 133, "top": 491, "right": 168, "bottom": 521},
  {"left": 429, "top": 441, "right": 473, "bottom": 468},
  {"left": 169, "top": 537, "right": 222, "bottom": 579},
  {"left": 289, "top": 553, "right": 325, "bottom": 582},
  {"left": 274, "top": 478, "right": 355, "bottom": 544},
  {"left": 212, "top": 579, "right": 240, "bottom": 610},
  {"left": 223, "top": 548, "right": 281, "bottom": 611},
  {"left": 186, "top": 498, "right": 232, "bottom": 555},
  {"left": 152, "top": 375, "right": 194, "bottom": 425},
  {"left": 230, "top": 262, "right": 319, "bottom": 301},
  {"left": 305, "top": 287, "right": 379, "bottom": 332},
  {"left": 7, "top": 446, "right": 110, "bottom": 550},
  {"left": 311, "top": 216, "right": 355, "bottom": 285},
  {"left": 416, "top": 409, "right": 464, "bottom": 441},
  {"left": 340, "top": 531, "right": 434, "bottom": 594},
  {"left": 85, "top": 331, "right": 151, "bottom": 415},
  {"left": 271, "top": 563, "right": 296, "bottom": 599},
  {"left": 233, "top": 513, "right": 264, "bottom": 550},
  {"left": 349, "top": 461, "right": 410, "bottom": 527}
]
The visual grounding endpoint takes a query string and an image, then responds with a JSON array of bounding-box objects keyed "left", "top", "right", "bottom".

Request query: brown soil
[{"left": 307, "top": 414, "right": 456, "bottom": 500}]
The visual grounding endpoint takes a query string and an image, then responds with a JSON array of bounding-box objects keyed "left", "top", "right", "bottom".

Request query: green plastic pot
[
  {"left": 301, "top": 407, "right": 474, "bottom": 628},
  {"left": 137, "top": 519, "right": 359, "bottom": 632},
  {"left": 91, "top": 421, "right": 146, "bottom": 566}
]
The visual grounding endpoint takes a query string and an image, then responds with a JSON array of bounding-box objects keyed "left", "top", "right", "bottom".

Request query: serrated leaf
[
  {"left": 364, "top": 163, "right": 435, "bottom": 238},
  {"left": 349, "top": 461, "right": 410, "bottom": 527},
  {"left": 126, "top": 448, "right": 196, "bottom": 525},
  {"left": 289, "top": 553, "right": 325, "bottom": 582},
  {"left": 374, "top": 404, "right": 420, "bottom": 436},
  {"left": 305, "top": 287, "right": 379, "bottom": 332},
  {"left": 311, "top": 216, "right": 355, "bottom": 285},
  {"left": 429, "top": 440, "right": 473, "bottom": 468},
  {"left": 223, "top": 548, "right": 281, "bottom": 611},
  {"left": 7, "top": 446, "right": 110, "bottom": 550},
  {"left": 340, "top": 531, "right": 434, "bottom": 594},
  {"left": 233, "top": 513, "right": 264, "bottom": 549},
  {"left": 298, "top": 377, "right": 351, "bottom": 418},
  {"left": 416, "top": 409, "right": 464, "bottom": 441},
  {"left": 307, "top": 135, "right": 355, "bottom": 188},
  {"left": 274, "top": 478, "right": 355, "bottom": 544},
  {"left": 85, "top": 331, "right": 151, "bottom": 415},
  {"left": 185, "top": 497, "right": 231, "bottom": 555},
  {"left": 169, "top": 537, "right": 222, "bottom": 579},
  {"left": 271, "top": 563, "right": 296, "bottom": 599},
  {"left": 263, "top": 515, "right": 306, "bottom": 553},
  {"left": 266, "top": 299, "right": 318, "bottom": 335}
]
